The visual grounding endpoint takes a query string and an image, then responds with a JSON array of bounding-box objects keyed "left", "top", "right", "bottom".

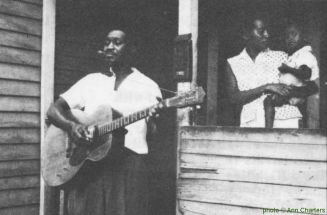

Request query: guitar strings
[{"left": 157, "top": 87, "right": 177, "bottom": 95}]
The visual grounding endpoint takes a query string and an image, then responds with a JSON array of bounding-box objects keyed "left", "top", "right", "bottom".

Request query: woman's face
[{"left": 246, "top": 19, "right": 270, "bottom": 52}]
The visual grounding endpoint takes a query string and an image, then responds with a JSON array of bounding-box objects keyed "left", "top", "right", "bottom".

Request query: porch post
[
  {"left": 177, "top": 0, "right": 198, "bottom": 126},
  {"left": 40, "top": 0, "right": 59, "bottom": 215},
  {"left": 176, "top": 1, "right": 198, "bottom": 215},
  {"left": 206, "top": 26, "right": 219, "bottom": 125}
]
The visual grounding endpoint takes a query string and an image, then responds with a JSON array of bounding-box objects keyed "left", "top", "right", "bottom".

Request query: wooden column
[
  {"left": 177, "top": 0, "right": 198, "bottom": 126},
  {"left": 176, "top": 1, "right": 198, "bottom": 215},
  {"left": 206, "top": 27, "right": 219, "bottom": 125},
  {"left": 40, "top": 0, "right": 59, "bottom": 215},
  {"left": 306, "top": 8, "right": 321, "bottom": 128},
  {"left": 179, "top": 0, "right": 198, "bottom": 87}
]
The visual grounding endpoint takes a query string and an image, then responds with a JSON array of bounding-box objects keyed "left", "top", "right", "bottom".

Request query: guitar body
[
  {"left": 42, "top": 86, "right": 206, "bottom": 187},
  {"left": 42, "top": 105, "right": 115, "bottom": 187}
]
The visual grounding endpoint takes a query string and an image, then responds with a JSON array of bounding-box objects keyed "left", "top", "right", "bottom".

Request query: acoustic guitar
[{"left": 41, "top": 87, "right": 205, "bottom": 186}]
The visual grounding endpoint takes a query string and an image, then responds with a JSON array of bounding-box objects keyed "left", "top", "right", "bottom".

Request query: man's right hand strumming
[{"left": 68, "top": 122, "right": 90, "bottom": 145}]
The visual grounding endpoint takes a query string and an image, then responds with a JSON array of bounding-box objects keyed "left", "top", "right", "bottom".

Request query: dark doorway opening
[{"left": 55, "top": 1, "right": 178, "bottom": 214}]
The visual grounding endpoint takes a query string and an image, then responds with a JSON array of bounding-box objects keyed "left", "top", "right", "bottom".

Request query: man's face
[
  {"left": 103, "top": 30, "right": 127, "bottom": 65},
  {"left": 247, "top": 19, "right": 269, "bottom": 51},
  {"left": 285, "top": 25, "right": 302, "bottom": 52}
]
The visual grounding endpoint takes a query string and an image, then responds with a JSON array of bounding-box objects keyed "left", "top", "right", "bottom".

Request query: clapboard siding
[
  {"left": 0, "top": 160, "right": 40, "bottom": 178},
  {"left": 0, "top": 62, "right": 40, "bottom": 81},
  {"left": 0, "top": 30, "right": 41, "bottom": 51},
  {"left": 0, "top": 112, "right": 40, "bottom": 127},
  {"left": 0, "top": 175, "right": 39, "bottom": 190},
  {"left": 0, "top": 13, "right": 41, "bottom": 36},
  {"left": 0, "top": 204, "right": 39, "bottom": 215},
  {"left": 180, "top": 154, "right": 326, "bottom": 188},
  {"left": 178, "top": 179, "right": 326, "bottom": 209},
  {"left": 177, "top": 126, "right": 327, "bottom": 215},
  {"left": 0, "top": 128, "right": 40, "bottom": 144},
  {"left": 0, "top": 1, "right": 41, "bottom": 212},
  {"left": 0, "top": 188, "right": 40, "bottom": 208},
  {"left": 179, "top": 200, "right": 326, "bottom": 215},
  {"left": 0, "top": 0, "right": 42, "bottom": 20},
  {"left": 18, "top": 0, "right": 42, "bottom": 6},
  {"left": 0, "top": 79, "right": 40, "bottom": 96},
  {"left": 0, "top": 96, "right": 40, "bottom": 112},
  {"left": 0, "top": 46, "right": 41, "bottom": 66},
  {"left": 181, "top": 139, "right": 327, "bottom": 161},
  {"left": 179, "top": 200, "right": 263, "bottom": 215},
  {"left": 180, "top": 126, "right": 326, "bottom": 144},
  {"left": 0, "top": 144, "right": 39, "bottom": 161}
]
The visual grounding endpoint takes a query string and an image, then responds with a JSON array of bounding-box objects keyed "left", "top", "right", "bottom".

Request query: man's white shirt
[{"left": 61, "top": 68, "right": 162, "bottom": 154}]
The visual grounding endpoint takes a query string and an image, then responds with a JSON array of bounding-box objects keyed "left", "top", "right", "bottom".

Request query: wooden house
[
  {"left": 0, "top": 0, "right": 42, "bottom": 214},
  {"left": 177, "top": 1, "right": 327, "bottom": 214},
  {"left": 1, "top": 0, "right": 178, "bottom": 214},
  {"left": 0, "top": 0, "right": 326, "bottom": 215}
]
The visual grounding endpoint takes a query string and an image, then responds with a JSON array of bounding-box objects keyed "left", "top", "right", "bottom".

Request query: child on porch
[{"left": 264, "top": 22, "right": 319, "bottom": 128}]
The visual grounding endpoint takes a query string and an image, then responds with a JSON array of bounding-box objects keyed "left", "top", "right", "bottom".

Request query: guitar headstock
[{"left": 163, "top": 86, "right": 205, "bottom": 108}]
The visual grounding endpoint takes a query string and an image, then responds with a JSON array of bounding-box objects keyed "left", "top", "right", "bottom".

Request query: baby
[{"left": 264, "top": 23, "right": 319, "bottom": 128}]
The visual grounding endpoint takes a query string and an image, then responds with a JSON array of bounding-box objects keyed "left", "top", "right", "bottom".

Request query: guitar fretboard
[
  {"left": 93, "top": 87, "right": 204, "bottom": 137},
  {"left": 96, "top": 105, "right": 155, "bottom": 136}
]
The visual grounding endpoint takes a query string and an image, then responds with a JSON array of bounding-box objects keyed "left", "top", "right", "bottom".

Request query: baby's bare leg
[
  {"left": 264, "top": 96, "right": 275, "bottom": 128},
  {"left": 279, "top": 73, "right": 305, "bottom": 106}
]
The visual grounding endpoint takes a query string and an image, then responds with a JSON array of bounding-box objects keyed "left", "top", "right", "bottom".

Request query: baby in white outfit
[{"left": 264, "top": 23, "right": 319, "bottom": 128}]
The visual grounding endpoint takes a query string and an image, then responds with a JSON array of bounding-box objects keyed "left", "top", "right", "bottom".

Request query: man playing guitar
[{"left": 47, "top": 27, "right": 162, "bottom": 215}]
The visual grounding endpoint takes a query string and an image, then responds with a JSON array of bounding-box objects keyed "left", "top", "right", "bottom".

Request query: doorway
[{"left": 54, "top": 1, "right": 178, "bottom": 214}]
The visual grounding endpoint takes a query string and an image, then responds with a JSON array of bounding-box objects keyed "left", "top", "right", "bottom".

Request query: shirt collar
[
  {"left": 239, "top": 48, "right": 270, "bottom": 62},
  {"left": 292, "top": 45, "right": 312, "bottom": 56},
  {"left": 109, "top": 67, "right": 115, "bottom": 77},
  {"left": 102, "top": 67, "right": 115, "bottom": 77}
]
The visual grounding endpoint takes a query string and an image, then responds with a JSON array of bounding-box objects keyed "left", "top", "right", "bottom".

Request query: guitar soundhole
[{"left": 69, "top": 146, "right": 89, "bottom": 166}]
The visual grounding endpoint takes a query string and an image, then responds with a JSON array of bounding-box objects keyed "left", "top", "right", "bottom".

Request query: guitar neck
[
  {"left": 96, "top": 105, "right": 156, "bottom": 136},
  {"left": 95, "top": 86, "right": 205, "bottom": 136}
]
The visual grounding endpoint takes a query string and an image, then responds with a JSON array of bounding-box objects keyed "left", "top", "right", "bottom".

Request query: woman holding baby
[{"left": 226, "top": 17, "right": 318, "bottom": 128}]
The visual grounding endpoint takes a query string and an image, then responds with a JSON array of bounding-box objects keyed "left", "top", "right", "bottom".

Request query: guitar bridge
[{"left": 85, "top": 126, "right": 95, "bottom": 142}]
